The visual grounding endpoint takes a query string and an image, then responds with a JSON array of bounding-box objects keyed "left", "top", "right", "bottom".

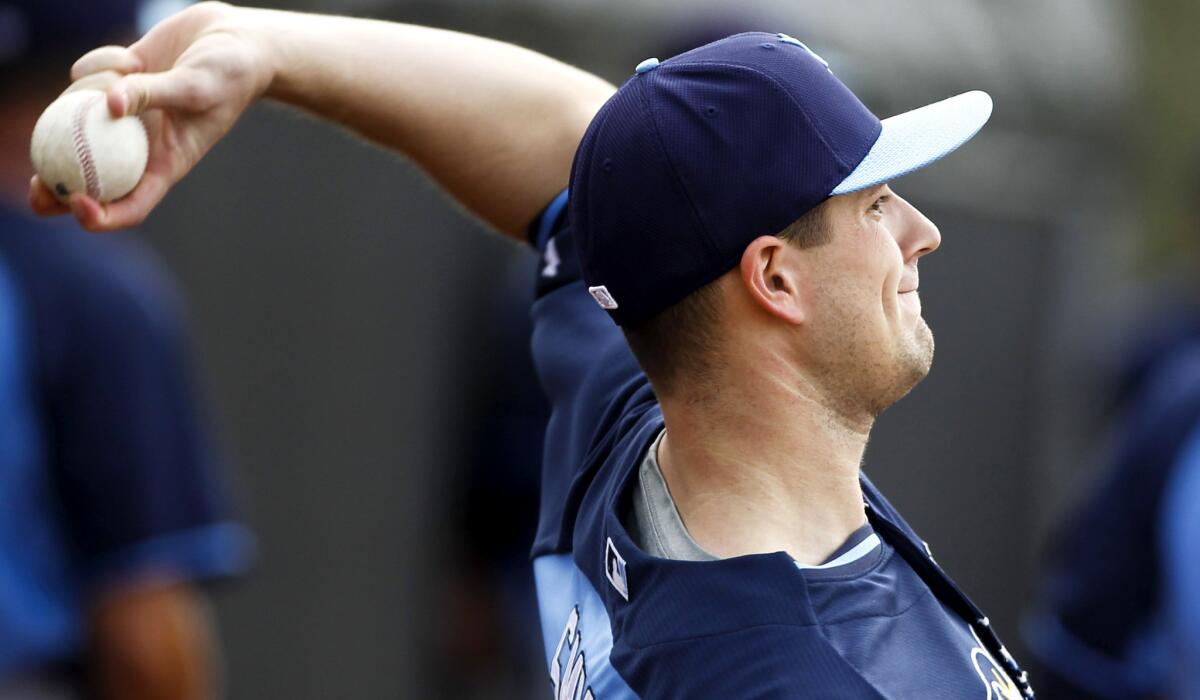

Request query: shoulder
[{"left": 0, "top": 212, "right": 190, "bottom": 360}]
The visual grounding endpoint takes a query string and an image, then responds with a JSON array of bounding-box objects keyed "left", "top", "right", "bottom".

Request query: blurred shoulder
[{"left": 0, "top": 207, "right": 188, "bottom": 331}]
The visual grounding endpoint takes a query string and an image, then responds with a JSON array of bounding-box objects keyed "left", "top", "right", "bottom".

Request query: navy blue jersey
[
  {"left": 526, "top": 192, "right": 1032, "bottom": 699},
  {"left": 0, "top": 206, "right": 251, "bottom": 676}
]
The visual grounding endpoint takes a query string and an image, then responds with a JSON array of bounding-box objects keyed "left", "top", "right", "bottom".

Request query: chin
[
  {"left": 909, "top": 318, "right": 935, "bottom": 375},
  {"left": 873, "top": 322, "right": 935, "bottom": 414}
]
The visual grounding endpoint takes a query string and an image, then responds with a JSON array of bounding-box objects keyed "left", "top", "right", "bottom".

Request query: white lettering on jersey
[
  {"left": 542, "top": 238, "right": 561, "bottom": 278},
  {"left": 551, "top": 606, "right": 595, "bottom": 700},
  {"left": 969, "top": 626, "right": 1021, "bottom": 699}
]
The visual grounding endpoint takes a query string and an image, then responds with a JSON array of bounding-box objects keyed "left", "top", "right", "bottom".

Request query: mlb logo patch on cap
[{"left": 589, "top": 285, "right": 618, "bottom": 310}]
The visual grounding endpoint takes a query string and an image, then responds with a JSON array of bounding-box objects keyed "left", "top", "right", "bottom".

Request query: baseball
[{"left": 30, "top": 89, "right": 148, "bottom": 204}]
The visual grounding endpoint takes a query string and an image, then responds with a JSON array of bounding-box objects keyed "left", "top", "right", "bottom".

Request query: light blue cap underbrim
[{"left": 830, "top": 90, "right": 993, "bottom": 195}]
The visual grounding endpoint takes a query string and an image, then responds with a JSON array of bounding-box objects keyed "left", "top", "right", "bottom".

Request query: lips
[{"left": 897, "top": 287, "right": 921, "bottom": 316}]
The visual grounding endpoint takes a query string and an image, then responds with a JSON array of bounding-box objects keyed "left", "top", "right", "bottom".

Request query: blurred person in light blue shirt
[{"left": 1164, "top": 418, "right": 1200, "bottom": 700}]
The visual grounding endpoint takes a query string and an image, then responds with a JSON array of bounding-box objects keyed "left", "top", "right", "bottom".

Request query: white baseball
[{"left": 30, "top": 89, "right": 149, "bottom": 204}]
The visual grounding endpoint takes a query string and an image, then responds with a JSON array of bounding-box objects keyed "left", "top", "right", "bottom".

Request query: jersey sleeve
[
  {"left": 1162, "top": 423, "right": 1200, "bottom": 700},
  {"left": 38, "top": 239, "right": 252, "bottom": 594},
  {"left": 526, "top": 191, "right": 656, "bottom": 554}
]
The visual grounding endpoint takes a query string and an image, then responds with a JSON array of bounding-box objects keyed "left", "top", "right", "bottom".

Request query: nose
[{"left": 896, "top": 194, "right": 941, "bottom": 261}]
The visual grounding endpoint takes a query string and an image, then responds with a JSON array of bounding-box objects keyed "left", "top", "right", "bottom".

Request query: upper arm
[
  {"left": 258, "top": 12, "right": 616, "bottom": 238},
  {"left": 40, "top": 242, "right": 250, "bottom": 591}
]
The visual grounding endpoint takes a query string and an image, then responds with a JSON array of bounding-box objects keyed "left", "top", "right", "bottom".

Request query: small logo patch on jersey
[
  {"left": 588, "top": 285, "right": 618, "bottom": 310},
  {"left": 605, "top": 537, "right": 629, "bottom": 600},
  {"left": 551, "top": 607, "right": 595, "bottom": 700}
]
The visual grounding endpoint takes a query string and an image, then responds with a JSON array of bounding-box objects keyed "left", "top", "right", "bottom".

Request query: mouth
[{"left": 897, "top": 287, "right": 921, "bottom": 315}]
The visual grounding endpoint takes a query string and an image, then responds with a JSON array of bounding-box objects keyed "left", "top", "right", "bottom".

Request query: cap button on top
[{"left": 635, "top": 57, "right": 660, "bottom": 74}]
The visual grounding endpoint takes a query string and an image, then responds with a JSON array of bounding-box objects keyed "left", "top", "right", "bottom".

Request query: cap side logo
[
  {"left": 588, "top": 285, "right": 618, "bottom": 310},
  {"left": 605, "top": 538, "right": 629, "bottom": 600},
  {"left": 777, "top": 33, "right": 831, "bottom": 72}
]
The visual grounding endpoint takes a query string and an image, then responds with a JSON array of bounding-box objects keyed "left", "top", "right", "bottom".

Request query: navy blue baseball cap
[{"left": 570, "top": 31, "right": 992, "bottom": 326}]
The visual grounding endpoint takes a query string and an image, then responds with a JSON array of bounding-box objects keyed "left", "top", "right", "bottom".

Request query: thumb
[{"left": 107, "top": 68, "right": 213, "bottom": 117}]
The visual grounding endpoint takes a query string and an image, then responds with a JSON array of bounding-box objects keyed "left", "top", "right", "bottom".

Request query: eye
[{"left": 868, "top": 195, "right": 889, "bottom": 215}]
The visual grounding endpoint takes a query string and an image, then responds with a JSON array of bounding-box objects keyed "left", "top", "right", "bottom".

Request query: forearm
[
  {"left": 236, "top": 6, "right": 614, "bottom": 236},
  {"left": 88, "top": 583, "right": 219, "bottom": 700},
  {"left": 34, "top": 3, "right": 613, "bottom": 232}
]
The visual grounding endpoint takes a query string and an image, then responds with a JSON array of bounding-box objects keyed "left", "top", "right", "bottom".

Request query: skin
[
  {"left": 87, "top": 582, "right": 219, "bottom": 700},
  {"left": 30, "top": 3, "right": 942, "bottom": 565},
  {"left": 657, "top": 185, "right": 941, "bottom": 563},
  {"left": 29, "top": 2, "right": 614, "bottom": 234}
]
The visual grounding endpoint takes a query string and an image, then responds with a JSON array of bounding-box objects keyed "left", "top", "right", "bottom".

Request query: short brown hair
[{"left": 623, "top": 202, "right": 830, "bottom": 395}]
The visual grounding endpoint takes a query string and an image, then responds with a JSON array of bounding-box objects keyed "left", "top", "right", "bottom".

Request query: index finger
[{"left": 71, "top": 45, "right": 143, "bottom": 81}]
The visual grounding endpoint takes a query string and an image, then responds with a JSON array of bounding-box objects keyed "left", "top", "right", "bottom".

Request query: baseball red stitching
[{"left": 71, "top": 94, "right": 102, "bottom": 200}]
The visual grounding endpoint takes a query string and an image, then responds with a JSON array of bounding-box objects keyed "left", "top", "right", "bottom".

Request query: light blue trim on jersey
[
  {"left": 536, "top": 189, "right": 570, "bottom": 249},
  {"left": 795, "top": 532, "right": 881, "bottom": 570},
  {"left": 534, "top": 554, "right": 638, "bottom": 699},
  {"left": 84, "top": 522, "right": 255, "bottom": 593},
  {"left": 1162, "top": 422, "right": 1200, "bottom": 700},
  {"left": 831, "top": 91, "right": 992, "bottom": 195}
]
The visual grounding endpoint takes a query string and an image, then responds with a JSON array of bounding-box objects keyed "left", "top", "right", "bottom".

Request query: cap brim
[{"left": 830, "top": 90, "right": 993, "bottom": 196}]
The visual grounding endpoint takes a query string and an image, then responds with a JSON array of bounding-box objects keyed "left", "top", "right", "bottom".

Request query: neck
[{"left": 656, "top": 344, "right": 870, "bottom": 566}]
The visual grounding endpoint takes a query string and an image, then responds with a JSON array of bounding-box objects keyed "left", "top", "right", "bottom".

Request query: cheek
[
  {"left": 807, "top": 265, "right": 880, "bottom": 339},
  {"left": 803, "top": 225, "right": 903, "bottom": 331},
  {"left": 840, "top": 236, "right": 900, "bottom": 311},
  {"left": 843, "top": 219, "right": 901, "bottom": 278}
]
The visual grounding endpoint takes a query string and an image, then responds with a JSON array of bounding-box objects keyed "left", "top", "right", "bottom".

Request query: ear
[{"left": 738, "top": 236, "right": 805, "bottom": 325}]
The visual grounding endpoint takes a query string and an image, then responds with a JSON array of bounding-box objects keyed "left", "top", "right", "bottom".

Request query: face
[{"left": 792, "top": 184, "right": 941, "bottom": 419}]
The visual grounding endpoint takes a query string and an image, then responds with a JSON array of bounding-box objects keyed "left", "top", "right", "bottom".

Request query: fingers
[
  {"left": 62, "top": 70, "right": 125, "bottom": 97},
  {"left": 66, "top": 172, "right": 171, "bottom": 233},
  {"left": 72, "top": 46, "right": 143, "bottom": 81},
  {"left": 31, "top": 173, "right": 168, "bottom": 232},
  {"left": 108, "top": 68, "right": 214, "bottom": 117},
  {"left": 28, "top": 177, "right": 69, "bottom": 216}
]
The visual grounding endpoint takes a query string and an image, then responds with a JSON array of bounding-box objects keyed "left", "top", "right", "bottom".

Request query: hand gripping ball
[{"left": 31, "top": 89, "right": 149, "bottom": 204}]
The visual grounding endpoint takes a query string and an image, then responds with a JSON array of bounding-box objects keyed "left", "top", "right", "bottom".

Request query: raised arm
[{"left": 29, "top": 2, "right": 615, "bottom": 236}]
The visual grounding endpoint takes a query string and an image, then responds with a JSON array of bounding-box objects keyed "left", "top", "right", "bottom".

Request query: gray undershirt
[
  {"left": 628, "top": 430, "right": 718, "bottom": 561},
  {"left": 628, "top": 429, "right": 882, "bottom": 568}
]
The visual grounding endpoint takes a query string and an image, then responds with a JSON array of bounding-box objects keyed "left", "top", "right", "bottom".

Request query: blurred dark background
[{"left": 19, "top": 0, "right": 1200, "bottom": 697}]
